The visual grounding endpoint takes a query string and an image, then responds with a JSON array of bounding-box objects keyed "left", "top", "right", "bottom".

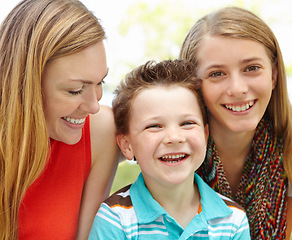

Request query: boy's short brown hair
[{"left": 112, "top": 59, "right": 206, "bottom": 135}]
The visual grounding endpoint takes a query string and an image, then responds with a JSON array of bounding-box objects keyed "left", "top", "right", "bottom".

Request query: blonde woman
[
  {"left": 180, "top": 6, "right": 292, "bottom": 239},
  {"left": 0, "top": 0, "right": 119, "bottom": 239}
]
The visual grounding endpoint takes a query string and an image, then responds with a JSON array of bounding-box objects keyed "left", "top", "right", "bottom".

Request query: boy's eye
[
  {"left": 145, "top": 124, "right": 161, "bottom": 129},
  {"left": 181, "top": 121, "right": 195, "bottom": 127}
]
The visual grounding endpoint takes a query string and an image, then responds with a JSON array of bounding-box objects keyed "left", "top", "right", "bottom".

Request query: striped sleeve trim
[
  {"left": 98, "top": 203, "right": 169, "bottom": 238},
  {"left": 97, "top": 204, "right": 124, "bottom": 230},
  {"left": 206, "top": 194, "right": 250, "bottom": 238}
]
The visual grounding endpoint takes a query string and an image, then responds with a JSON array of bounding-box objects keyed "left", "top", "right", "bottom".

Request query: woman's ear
[{"left": 116, "top": 134, "right": 134, "bottom": 160}]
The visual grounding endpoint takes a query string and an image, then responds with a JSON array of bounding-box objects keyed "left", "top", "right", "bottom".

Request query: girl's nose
[{"left": 226, "top": 74, "right": 248, "bottom": 97}]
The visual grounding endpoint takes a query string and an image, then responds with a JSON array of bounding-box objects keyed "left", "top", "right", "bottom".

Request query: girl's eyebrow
[
  {"left": 205, "top": 64, "right": 224, "bottom": 70},
  {"left": 241, "top": 57, "right": 263, "bottom": 64},
  {"left": 204, "top": 57, "right": 263, "bottom": 71}
]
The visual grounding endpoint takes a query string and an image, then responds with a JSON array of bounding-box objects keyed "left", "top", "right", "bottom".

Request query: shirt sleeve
[{"left": 89, "top": 203, "right": 127, "bottom": 240}]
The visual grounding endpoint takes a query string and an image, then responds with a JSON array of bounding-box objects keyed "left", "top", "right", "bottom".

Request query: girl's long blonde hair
[
  {"left": 179, "top": 6, "right": 292, "bottom": 183},
  {"left": 0, "top": 0, "right": 105, "bottom": 238}
]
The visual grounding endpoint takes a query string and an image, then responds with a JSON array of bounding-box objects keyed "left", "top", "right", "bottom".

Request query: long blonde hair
[
  {"left": 179, "top": 6, "right": 292, "bottom": 182},
  {"left": 0, "top": 0, "right": 105, "bottom": 238}
]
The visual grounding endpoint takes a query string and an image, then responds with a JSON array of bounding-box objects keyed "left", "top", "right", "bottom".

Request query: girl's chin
[{"left": 227, "top": 123, "right": 259, "bottom": 133}]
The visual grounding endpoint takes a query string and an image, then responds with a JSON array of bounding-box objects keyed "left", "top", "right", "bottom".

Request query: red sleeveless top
[{"left": 18, "top": 117, "right": 91, "bottom": 239}]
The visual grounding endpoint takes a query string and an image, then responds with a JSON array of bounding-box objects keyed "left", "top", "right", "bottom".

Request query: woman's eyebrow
[{"left": 69, "top": 68, "right": 109, "bottom": 85}]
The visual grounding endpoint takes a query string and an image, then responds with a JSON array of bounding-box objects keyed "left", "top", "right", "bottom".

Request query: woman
[
  {"left": 179, "top": 6, "right": 292, "bottom": 239},
  {"left": 0, "top": 0, "right": 119, "bottom": 239}
]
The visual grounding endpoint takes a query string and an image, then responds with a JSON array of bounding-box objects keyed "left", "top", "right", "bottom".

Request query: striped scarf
[{"left": 197, "top": 118, "right": 288, "bottom": 239}]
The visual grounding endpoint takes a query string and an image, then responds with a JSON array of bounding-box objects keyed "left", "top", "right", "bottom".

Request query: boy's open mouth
[{"left": 159, "top": 154, "right": 188, "bottom": 163}]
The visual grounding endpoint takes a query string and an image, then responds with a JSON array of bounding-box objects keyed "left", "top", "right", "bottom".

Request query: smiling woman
[
  {"left": 42, "top": 42, "right": 107, "bottom": 145},
  {"left": 0, "top": 0, "right": 119, "bottom": 239}
]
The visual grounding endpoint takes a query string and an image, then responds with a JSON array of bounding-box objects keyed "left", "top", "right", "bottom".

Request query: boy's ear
[{"left": 116, "top": 134, "right": 134, "bottom": 160}]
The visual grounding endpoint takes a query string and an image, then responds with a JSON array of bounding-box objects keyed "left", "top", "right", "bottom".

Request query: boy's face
[{"left": 117, "top": 86, "right": 208, "bottom": 189}]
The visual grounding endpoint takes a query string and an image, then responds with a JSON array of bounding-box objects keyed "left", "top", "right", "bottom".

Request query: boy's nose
[{"left": 163, "top": 128, "right": 186, "bottom": 144}]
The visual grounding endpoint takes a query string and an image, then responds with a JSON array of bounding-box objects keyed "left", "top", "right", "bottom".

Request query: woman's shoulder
[
  {"left": 89, "top": 105, "right": 117, "bottom": 164},
  {"left": 90, "top": 105, "right": 115, "bottom": 138},
  {"left": 90, "top": 105, "right": 114, "bottom": 127}
]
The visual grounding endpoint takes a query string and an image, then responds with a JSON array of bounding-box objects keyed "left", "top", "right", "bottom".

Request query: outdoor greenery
[{"left": 111, "top": 160, "right": 141, "bottom": 194}]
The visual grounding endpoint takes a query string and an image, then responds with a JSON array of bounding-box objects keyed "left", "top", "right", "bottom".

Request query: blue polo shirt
[{"left": 89, "top": 173, "right": 250, "bottom": 239}]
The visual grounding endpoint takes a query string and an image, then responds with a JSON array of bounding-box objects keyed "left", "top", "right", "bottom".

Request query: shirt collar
[
  {"left": 130, "top": 173, "right": 232, "bottom": 225},
  {"left": 194, "top": 174, "right": 232, "bottom": 220},
  {"left": 130, "top": 173, "right": 167, "bottom": 223}
]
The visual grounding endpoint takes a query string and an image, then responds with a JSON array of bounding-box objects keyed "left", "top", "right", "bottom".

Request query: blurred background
[{"left": 1, "top": 0, "right": 291, "bottom": 193}]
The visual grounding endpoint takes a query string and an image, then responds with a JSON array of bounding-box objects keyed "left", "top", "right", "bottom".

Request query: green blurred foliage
[
  {"left": 117, "top": 0, "right": 265, "bottom": 63},
  {"left": 287, "top": 64, "right": 292, "bottom": 76},
  {"left": 118, "top": 0, "right": 195, "bottom": 62},
  {"left": 111, "top": 161, "right": 141, "bottom": 194},
  {"left": 117, "top": 0, "right": 292, "bottom": 70}
]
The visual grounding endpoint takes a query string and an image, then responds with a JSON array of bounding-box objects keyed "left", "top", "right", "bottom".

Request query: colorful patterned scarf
[{"left": 197, "top": 118, "right": 288, "bottom": 239}]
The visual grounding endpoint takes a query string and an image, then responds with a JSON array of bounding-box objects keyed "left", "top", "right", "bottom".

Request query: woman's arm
[{"left": 76, "top": 105, "right": 120, "bottom": 240}]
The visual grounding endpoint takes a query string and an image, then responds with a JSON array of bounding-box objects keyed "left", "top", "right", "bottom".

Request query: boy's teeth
[
  {"left": 225, "top": 101, "right": 254, "bottom": 112},
  {"left": 62, "top": 117, "right": 86, "bottom": 124},
  {"left": 161, "top": 154, "right": 186, "bottom": 162}
]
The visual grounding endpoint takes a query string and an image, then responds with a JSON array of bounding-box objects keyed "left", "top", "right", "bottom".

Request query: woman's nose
[{"left": 79, "top": 87, "right": 102, "bottom": 114}]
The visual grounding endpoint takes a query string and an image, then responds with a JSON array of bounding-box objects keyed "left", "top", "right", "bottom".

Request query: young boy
[{"left": 89, "top": 60, "right": 251, "bottom": 239}]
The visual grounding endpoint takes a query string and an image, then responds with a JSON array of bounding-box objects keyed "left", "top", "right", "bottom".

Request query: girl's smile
[{"left": 197, "top": 36, "right": 277, "bottom": 133}]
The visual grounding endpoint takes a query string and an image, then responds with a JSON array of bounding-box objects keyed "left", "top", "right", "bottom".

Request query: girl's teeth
[
  {"left": 62, "top": 117, "right": 86, "bottom": 124},
  {"left": 225, "top": 101, "right": 255, "bottom": 112}
]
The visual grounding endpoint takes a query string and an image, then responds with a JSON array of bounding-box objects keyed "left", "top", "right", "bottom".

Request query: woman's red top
[{"left": 18, "top": 117, "right": 91, "bottom": 239}]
